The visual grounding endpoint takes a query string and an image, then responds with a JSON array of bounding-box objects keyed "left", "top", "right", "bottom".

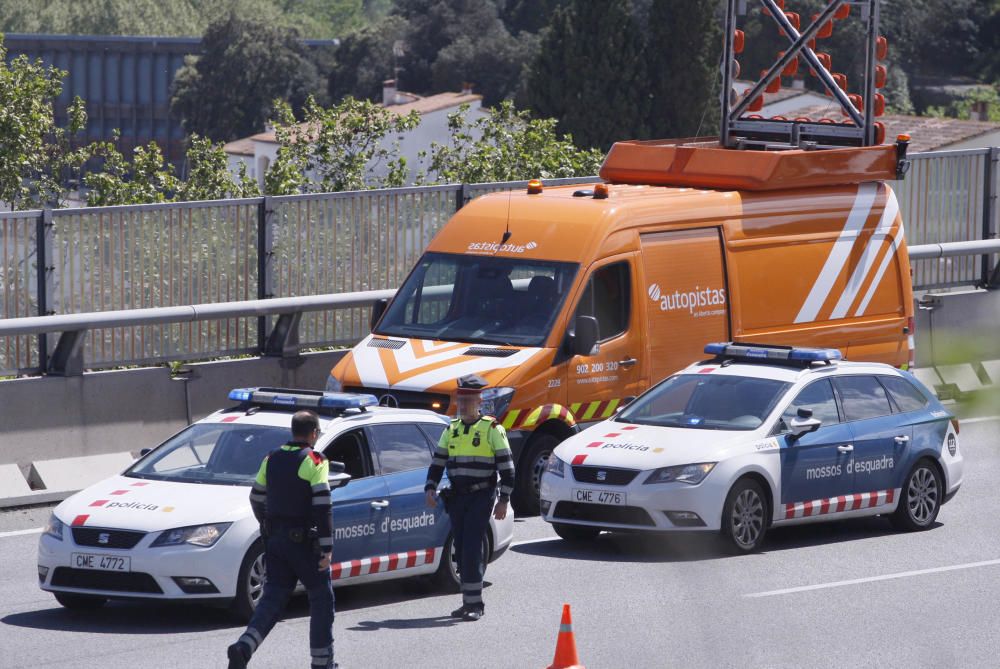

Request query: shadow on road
[
  {"left": 514, "top": 516, "right": 938, "bottom": 563},
  {"left": 2, "top": 601, "right": 237, "bottom": 634},
  {"left": 348, "top": 615, "right": 462, "bottom": 631}
]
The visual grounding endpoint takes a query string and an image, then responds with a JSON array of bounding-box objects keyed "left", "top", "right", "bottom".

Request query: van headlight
[
  {"left": 151, "top": 523, "right": 232, "bottom": 548},
  {"left": 544, "top": 454, "right": 565, "bottom": 478},
  {"left": 325, "top": 375, "right": 343, "bottom": 393},
  {"left": 480, "top": 387, "right": 515, "bottom": 418},
  {"left": 643, "top": 463, "right": 715, "bottom": 485},
  {"left": 42, "top": 514, "right": 64, "bottom": 541}
]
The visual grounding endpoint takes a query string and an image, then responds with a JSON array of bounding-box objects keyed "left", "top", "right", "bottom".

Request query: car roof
[
  {"left": 197, "top": 405, "right": 450, "bottom": 431},
  {"left": 677, "top": 358, "right": 907, "bottom": 385}
]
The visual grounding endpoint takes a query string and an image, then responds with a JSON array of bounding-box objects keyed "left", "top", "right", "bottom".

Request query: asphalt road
[{"left": 2, "top": 416, "right": 999, "bottom": 669}]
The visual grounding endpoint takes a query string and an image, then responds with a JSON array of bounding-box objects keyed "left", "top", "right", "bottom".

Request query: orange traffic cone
[{"left": 546, "top": 603, "right": 585, "bottom": 669}]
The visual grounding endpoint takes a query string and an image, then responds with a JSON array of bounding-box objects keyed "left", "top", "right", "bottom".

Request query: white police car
[
  {"left": 38, "top": 388, "right": 514, "bottom": 619},
  {"left": 540, "top": 343, "right": 963, "bottom": 553}
]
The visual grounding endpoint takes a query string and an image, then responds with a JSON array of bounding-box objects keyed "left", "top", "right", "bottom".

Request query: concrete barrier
[{"left": 28, "top": 451, "right": 135, "bottom": 493}]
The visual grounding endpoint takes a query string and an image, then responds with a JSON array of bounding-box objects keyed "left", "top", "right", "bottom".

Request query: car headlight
[
  {"left": 480, "top": 387, "right": 515, "bottom": 418},
  {"left": 150, "top": 523, "right": 232, "bottom": 548},
  {"left": 325, "top": 374, "right": 343, "bottom": 393},
  {"left": 544, "top": 453, "right": 565, "bottom": 478},
  {"left": 643, "top": 463, "right": 716, "bottom": 485},
  {"left": 42, "top": 514, "right": 64, "bottom": 541}
]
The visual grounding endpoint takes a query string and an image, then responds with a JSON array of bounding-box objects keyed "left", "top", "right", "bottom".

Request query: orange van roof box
[{"left": 600, "top": 136, "right": 904, "bottom": 191}]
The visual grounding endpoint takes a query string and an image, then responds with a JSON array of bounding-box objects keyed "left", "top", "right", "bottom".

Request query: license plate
[
  {"left": 573, "top": 488, "right": 627, "bottom": 506},
  {"left": 71, "top": 553, "right": 131, "bottom": 572}
]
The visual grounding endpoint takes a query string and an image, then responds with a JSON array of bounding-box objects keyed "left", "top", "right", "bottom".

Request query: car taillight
[
  {"left": 951, "top": 418, "right": 960, "bottom": 435},
  {"left": 905, "top": 316, "right": 916, "bottom": 369}
]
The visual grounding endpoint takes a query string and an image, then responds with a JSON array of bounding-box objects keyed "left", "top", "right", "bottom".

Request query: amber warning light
[{"left": 526, "top": 179, "right": 543, "bottom": 194}]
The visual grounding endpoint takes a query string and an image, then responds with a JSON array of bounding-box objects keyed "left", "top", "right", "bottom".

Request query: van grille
[
  {"left": 572, "top": 466, "right": 639, "bottom": 486},
  {"left": 72, "top": 528, "right": 145, "bottom": 549},
  {"left": 344, "top": 387, "right": 449, "bottom": 414},
  {"left": 51, "top": 567, "right": 163, "bottom": 594},
  {"left": 463, "top": 347, "right": 519, "bottom": 358},
  {"left": 367, "top": 338, "right": 406, "bottom": 350},
  {"left": 553, "top": 501, "right": 655, "bottom": 527}
]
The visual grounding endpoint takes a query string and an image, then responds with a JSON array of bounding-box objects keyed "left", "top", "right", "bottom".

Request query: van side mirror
[
  {"left": 572, "top": 315, "right": 600, "bottom": 357},
  {"left": 370, "top": 298, "right": 389, "bottom": 331},
  {"left": 788, "top": 408, "right": 822, "bottom": 440}
]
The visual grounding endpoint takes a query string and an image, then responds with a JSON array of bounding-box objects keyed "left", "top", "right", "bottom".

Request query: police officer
[
  {"left": 425, "top": 374, "right": 514, "bottom": 621},
  {"left": 227, "top": 410, "right": 337, "bottom": 669}
]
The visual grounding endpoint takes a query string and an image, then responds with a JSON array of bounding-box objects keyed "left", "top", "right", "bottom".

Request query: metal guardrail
[
  {"left": 0, "top": 241, "right": 995, "bottom": 378},
  {"left": 2, "top": 152, "right": 998, "bottom": 376}
]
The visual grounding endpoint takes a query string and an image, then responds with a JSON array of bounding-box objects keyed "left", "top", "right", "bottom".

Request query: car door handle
[
  {"left": 837, "top": 444, "right": 854, "bottom": 453},
  {"left": 370, "top": 500, "right": 389, "bottom": 509},
  {"left": 618, "top": 357, "right": 638, "bottom": 368},
  {"left": 894, "top": 435, "right": 910, "bottom": 445}
]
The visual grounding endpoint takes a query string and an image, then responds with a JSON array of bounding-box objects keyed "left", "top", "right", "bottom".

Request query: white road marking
[
  {"left": 0, "top": 527, "right": 42, "bottom": 539},
  {"left": 961, "top": 416, "right": 1000, "bottom": 425},
  {"left": 744, "top": 558, "right": 1000, "bottom": 598}
]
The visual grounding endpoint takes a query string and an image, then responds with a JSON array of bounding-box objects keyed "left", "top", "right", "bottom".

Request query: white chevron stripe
[
  {"left": 354, "top": 335, "right": 391, "bottom": 388},
  {"left": 795, "top": 183, "right": 878, "bottom": 324},
  {"left": 854, "top": 217, "right": 904, "bottom": 317},
  {"left": 830, "top": 189, "right": 899, "bottom": 319}
]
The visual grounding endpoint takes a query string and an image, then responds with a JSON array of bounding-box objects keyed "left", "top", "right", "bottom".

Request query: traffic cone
[{"left": 546, "top": 603, "right": 585, "bottom": 669}]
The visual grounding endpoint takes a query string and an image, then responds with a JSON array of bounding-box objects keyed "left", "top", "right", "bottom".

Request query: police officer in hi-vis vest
[
  {"left": 228, "top": 410, "right": 337, "bottom": 669},
  {"left": 425, "top": 374, "right": 515, "bottom": 621}
]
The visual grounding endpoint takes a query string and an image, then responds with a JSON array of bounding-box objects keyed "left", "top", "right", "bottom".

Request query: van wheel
[
  {"left": 54, "top": 592, "right": 107, "bottom": 610},
  {"left": 552, "top": 523, "right": 601, "bottom": 543},
  {"left": 513, "top": 433, "right": 560, "bottom": 516},
  {"left": 231, "top": 540, "right": 265, "bottom": 623},
  {"left": 720, "top": 478, "right": 768, "bottom": 554},
  {"left": 432, "top": 532, "right": 489, "bottom": 593},
  {"left": 890, "top": 460, "right": 942, "bottom": 531}
]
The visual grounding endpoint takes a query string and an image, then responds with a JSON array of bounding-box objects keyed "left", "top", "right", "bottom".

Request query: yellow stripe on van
[
  {"left": 581, "top": 402, "right": 600, "bottom": 421},
  {"left": 601, "top": 399, "right": 620, "bottom": 417},
  {"left": 570, "top": 403, "right": 582, "bottom": 415},
  {"left": 502, "top": 410, "right": 520, "bottom": 430},
  {"left": 522, "top": 406, "right": 545, "bottom": 427}
]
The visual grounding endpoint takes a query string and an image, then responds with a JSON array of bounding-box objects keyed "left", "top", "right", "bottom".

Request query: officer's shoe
[
  {"left": 463, "top": 606, "right": 485, "bottom": 622},
  {"left": 450, "top": 604, "right": 468, "bottom": 618},
  {"left": 227, "top": 642, "right": 252, "bottom": 669}
]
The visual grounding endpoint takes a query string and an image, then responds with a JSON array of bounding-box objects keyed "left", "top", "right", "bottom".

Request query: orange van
[{"left": 326, "top": 139, "right": 915, "bottom": 513}]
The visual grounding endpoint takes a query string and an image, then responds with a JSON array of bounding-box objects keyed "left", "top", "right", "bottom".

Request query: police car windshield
[
  {"left": 126, "top": 423, "right": 291, "bottom": 486},
  {"left": 375, "top": 252, "right": 579, "bottom": 347},
  {"left": 617, "top": 374, "right": 792, "bottom": 431}
]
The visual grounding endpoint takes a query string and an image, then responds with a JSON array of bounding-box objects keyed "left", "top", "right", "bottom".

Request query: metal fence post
[
  {"left": 455, "top": 183, "right": 466, "bottom": 211},
  {"left": 258, "top": 197, "right": 277, "bottom": 350},
  {"left": 985, "top": 147, "right": 1000, "bottom": 288},
  {"left": 36, "top": 209, "right": 54, "bottom": 371}
]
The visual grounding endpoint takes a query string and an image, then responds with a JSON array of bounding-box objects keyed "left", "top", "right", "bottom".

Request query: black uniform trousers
[{"left": 447, "top": 488, "right": 494, "bottom": 610}]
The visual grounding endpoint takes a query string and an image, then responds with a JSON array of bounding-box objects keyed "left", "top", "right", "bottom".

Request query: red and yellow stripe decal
[{"left": 501, "top": 399, "right": 623, "bottom": 431}]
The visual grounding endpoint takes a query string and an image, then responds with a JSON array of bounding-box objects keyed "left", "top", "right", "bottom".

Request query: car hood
[
  {"left": 554, "top": 421, "right": 767, "bottom": 470},
  {"left": 54, "top": 475, "right": 251, "bottom": 532}
]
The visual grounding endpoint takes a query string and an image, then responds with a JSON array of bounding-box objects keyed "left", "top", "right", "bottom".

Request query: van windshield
[{"left": 375, "top": 252, "right": 579, "bottom": 347}]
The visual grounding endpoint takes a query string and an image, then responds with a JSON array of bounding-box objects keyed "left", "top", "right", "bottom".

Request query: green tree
[
  {"left": 420, "top": 101, "right": 604, "bottom": 184},
  {"left": 499, "top": 0, "right": 569, "bottom": 35},
  {"left": 524, "top": 0, "right": 649, "bottom": 149},
  {"left": 264, "top": 96, "right": 421, "bottom": 195},
  {"left": 646, "top": 0, "right": 721, "bottom": 138},
  {"left": 327, "top": 15, "right": 409, "bottom": 102},
  {"left": 0, "top": 39, "right": 90, "bottom": 210},
  {"left": 170, "top": 13, "right": 324, "bottom": 142},
  {"left": 431, "top": 30, "right": 540, "bottom": 106}
]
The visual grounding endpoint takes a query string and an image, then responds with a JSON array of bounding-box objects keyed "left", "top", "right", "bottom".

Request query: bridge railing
[{"left": 1, "top": 153, "right": 997, "bottom": 376}]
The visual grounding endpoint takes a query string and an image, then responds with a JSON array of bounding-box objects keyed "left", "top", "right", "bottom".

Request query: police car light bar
[
  {"left": 704, "top": 342, "right": 842, "bottom": 363},
  {"left": 228, "top": 388, "right": 378, "bottom": 410}
]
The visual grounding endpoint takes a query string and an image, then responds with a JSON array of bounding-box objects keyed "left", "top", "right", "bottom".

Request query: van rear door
[{"left": 640, "top": 228, "right": 730, "bottom": 383}]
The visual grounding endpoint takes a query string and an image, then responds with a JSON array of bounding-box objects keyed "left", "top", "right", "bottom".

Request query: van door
[
  {"left": 639, "top": 228, "right": 730, "bottom": 384},
  {"left": 566, "top": 255, "right": 646, "bottom": 423}
]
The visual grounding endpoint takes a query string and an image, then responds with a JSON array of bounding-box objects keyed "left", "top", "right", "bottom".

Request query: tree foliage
[
  {"left": 328, "top": 15, "right": 409, "bottom": 103},
  {"left": 524, "top": 0, "right": 649, "bottom": 150},
  {"left": 420, "top": 101, "right": 604, "bottom": 184},
  {"left": 171, "top": 13, "right": 324, "bottom": 142},
  {"left": 0, "top": 40, "right": 90, "bottom": 210},
  {"left": 264, "top": 96, "right": 421, "bottom": 195}
]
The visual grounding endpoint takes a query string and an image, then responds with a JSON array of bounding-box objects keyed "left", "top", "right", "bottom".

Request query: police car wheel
[
  {"left": 54, "top": 592, "right": 107, "bottom": 610},
  {"left": 721, "top": 478, "right": 768, "bottom": 554},
  {"left": 552, "top": 522, "right": 601, "bottom": 543},
  {"left": 890, "top": 459, "right": 942, "bottom": 531},
  {"left": 432, "top": 532, "right": 490, "bottom": 593},
  {"left": 231, "top": 540, "right": 265, "bottom": 622},
  {"left": 513, "top": 433, "right": 560, "bottom": 516}
]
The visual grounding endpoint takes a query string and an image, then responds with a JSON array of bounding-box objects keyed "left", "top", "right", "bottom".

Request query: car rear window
[
  {"left": 879, "top": 375, "right": 930, "bottom": 413},
  {"left": 834, "top": 376, "right": 893, "bottom": 421}
]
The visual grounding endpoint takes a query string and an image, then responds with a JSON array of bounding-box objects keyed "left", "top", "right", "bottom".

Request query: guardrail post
[
  {"left": 455, "top": 183, "right": 466, "bottom": 211},
  {"left": 985, "top": 147, "right": 1000, "bottom": 288},
  {"left": 258, "top": 196, "right": 277, "bottom": 350},
  {"left": 36, "top": 209, "right": 54, "bottom": 371}
]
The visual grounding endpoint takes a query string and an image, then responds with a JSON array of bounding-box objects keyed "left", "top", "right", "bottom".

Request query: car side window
[
  {"left": 418, "top": 422, "right": 448, "bottom": 452},
  {"left": 575, "top": 261, "right": 630, "bottom": 342},
  {"left": 367, "top": 423, "right": 433, "bottom": 474},
  {"left": 323, "top": 429, "right": 374, "bottom": 479},
  {"left": 833, "top": 376, "right": 893, "bottom": 422},
  {"left": 777, "top": 379, "right": 840, "bottom": 433},
  {"left": 878, "top": 375, "right": 930, "bottom": 413}
]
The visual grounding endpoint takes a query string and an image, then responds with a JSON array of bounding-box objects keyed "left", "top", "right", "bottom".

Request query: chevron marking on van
[{"left": 830, "top": 188, "right": 900, "bottom": 319}]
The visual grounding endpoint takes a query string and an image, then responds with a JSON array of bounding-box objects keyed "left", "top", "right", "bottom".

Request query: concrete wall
[
  {"left": 913, "top": 288, "right": 1000, "bottom": 368},
  {"left": 0, "top": 351, "right": 346, "bottom": 469}
]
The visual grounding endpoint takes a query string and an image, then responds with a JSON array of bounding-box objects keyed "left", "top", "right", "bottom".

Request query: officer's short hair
[{"left": 291, "top": 410, "right": 320, "bottom": 439}]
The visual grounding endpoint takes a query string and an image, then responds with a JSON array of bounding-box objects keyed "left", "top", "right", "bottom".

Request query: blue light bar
[
  {"left": 704, "top": 342, "right": 841, "bottom": 363},
  {"left": 319, "top": 392, "right": 378, "bottom": 409},
  {"left": 228, "top": 388, "right": 256, "bottom": 402}
]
